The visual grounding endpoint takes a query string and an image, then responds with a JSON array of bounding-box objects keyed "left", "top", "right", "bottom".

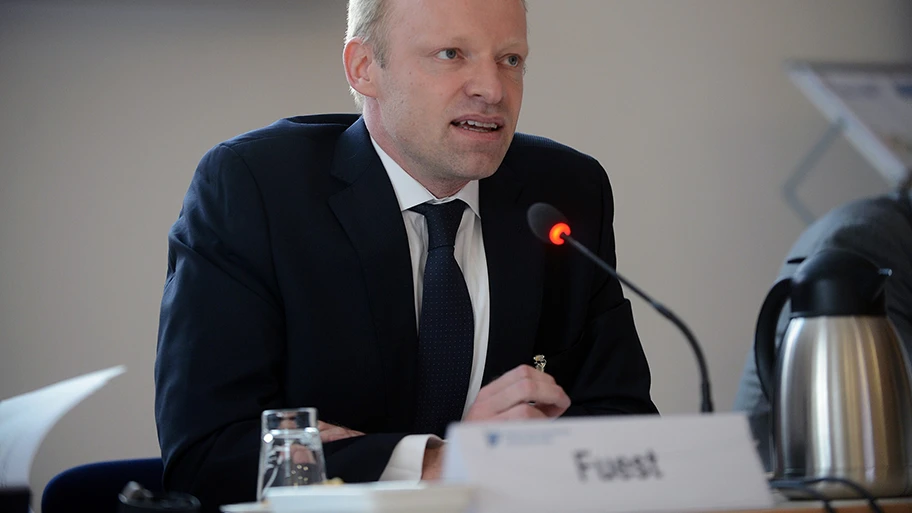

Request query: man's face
[{"left": 367, "top": 0, "right": 528, "bottom": 194}]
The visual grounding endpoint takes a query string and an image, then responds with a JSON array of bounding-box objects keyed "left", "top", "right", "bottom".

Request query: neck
[{"left": 425, "top": 180, "right": 469, "bottom": 199}]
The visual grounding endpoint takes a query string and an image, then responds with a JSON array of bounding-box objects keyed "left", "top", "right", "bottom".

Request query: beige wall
[{"left": 1, "top": 0, "right": 910, "bottom": 508}]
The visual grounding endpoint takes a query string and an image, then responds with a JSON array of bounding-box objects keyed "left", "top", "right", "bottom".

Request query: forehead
[{"left": 385, "top": 0, "right": 528, "bottom": 46}]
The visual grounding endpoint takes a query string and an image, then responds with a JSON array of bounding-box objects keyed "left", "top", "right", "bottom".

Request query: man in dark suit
[{"left": 154, "top": 0, "right": 658, "bottom": 510}]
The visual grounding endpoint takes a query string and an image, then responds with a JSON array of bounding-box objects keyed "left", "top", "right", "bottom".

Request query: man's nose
[{"left": 465, "top": 60, "right": 505, "bottom": 104}]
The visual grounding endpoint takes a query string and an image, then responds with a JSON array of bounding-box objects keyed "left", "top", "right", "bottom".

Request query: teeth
[{"left": 459, "top": 120, "right": 499, "bottom": 129}]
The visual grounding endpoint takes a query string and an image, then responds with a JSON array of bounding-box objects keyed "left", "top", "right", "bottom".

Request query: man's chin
[
  {"left": 455, "top": 166, "right": 500, "bottom": 182},
  {"left": 455, "top": 154, "right": 508, "bottom": 179}
]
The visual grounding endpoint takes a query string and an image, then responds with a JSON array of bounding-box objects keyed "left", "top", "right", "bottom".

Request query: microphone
[{"left": 527, "top": 202, "right": 714, "bottom": 413}]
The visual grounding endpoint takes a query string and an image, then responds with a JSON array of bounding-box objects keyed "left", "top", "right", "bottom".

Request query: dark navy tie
[{"left": 410, "top": 200, "right": 474, "bottom": 437}]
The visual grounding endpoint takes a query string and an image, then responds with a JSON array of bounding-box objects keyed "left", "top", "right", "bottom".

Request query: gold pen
[
  {"left": 528, "top": 355, "right": 549, "bottom": 406},
  {"left": 533, "top": 354, "right": 547, "bottom": 373}
]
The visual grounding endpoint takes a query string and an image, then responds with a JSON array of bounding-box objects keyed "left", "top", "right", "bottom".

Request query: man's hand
[
  {"left": 421, "top": 439, "right": 446, "bottom": 481},
  {"left": 317, "top": 421, "right": 365, "bottom": 443},
  {"left": 464, "top": 365, "right": 571, "bottom": 421}
]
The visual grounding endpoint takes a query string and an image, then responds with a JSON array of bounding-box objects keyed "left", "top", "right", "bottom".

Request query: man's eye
[
  {"left": 505, "top": 55, "right": 522, "bottom": 67},
  {"left": 436, "top": 49, "right": 458, "bottom": 60}
]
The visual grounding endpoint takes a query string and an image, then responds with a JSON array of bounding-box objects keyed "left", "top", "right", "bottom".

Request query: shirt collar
[{"left": 370, "top": 136, "right": 481, "bottom": 218}]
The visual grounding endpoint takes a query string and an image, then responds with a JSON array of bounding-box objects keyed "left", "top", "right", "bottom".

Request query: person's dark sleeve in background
[{"left": 734, "top": 194, "right": 912, "bottom": 413}]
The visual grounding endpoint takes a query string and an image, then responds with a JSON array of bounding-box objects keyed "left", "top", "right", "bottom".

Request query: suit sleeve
[
  {"left": 563, "top": 164, "right": 659, "bottom": 417},
  {"left": 155, "top": 144, "right": 406, "bottom": 512}
]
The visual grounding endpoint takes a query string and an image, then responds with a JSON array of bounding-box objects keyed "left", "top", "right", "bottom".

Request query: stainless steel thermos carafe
[{"left": 754, "top": 248, "right": 912, "bottom": 498}]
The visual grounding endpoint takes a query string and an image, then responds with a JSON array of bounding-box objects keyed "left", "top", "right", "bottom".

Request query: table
[{"left": 735, "top": 497, "right": 912, "bottom": 513}]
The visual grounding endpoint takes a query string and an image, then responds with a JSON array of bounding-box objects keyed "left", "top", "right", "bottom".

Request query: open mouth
[{"left": 452, "top": 120, "right": 501, "bottom": 133}]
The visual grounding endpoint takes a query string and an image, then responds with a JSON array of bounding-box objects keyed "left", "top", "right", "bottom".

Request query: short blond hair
[{"left": 345, "top": 0, "right": 528, "bottom": 109}]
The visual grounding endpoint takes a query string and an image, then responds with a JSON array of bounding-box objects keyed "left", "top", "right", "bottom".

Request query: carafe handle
[{"left": 755, "top": 279, "right": 791, "bottom": 401}]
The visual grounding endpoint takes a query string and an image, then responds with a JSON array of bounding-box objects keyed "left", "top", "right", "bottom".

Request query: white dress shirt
[{"left": 369, "top": 137, "right": 491, "bottom": 481}]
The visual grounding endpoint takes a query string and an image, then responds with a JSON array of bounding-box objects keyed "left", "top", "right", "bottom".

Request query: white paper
[
  {"left": 0, "top": 365, "right": 126, "bottom": 487},
  {"left": 443, "top": 412, "right": 773, "bottom": 513}
]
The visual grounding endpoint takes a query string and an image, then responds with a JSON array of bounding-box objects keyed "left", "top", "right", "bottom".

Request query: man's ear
[{"left": 343, "top": 38, "right": 379, "bottom": 99}]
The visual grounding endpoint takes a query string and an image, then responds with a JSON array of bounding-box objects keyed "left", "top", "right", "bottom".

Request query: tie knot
[{"left": 411, "top": 200, "right": 467, "bottom": 250}]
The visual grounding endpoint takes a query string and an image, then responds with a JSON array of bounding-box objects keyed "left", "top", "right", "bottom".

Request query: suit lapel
[
  {"left": 327, "top": 119, "right": 417, "bottom": 429},
  {"left": 480, "top": 162, "right": 544, "bottom": 384}
]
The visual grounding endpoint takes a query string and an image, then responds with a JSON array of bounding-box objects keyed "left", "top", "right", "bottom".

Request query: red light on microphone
[{"left": 549, "top": 223, "right": 571, "bottom": 245}]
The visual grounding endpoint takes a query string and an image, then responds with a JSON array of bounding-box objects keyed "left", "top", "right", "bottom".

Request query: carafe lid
[{"left": 790, "top": 248, "right": 890, "bottom": 317}]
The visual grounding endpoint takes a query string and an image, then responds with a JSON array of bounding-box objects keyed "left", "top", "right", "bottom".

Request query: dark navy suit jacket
[{"left": 155, "top": 114, "right": 657, "bottom": 511}]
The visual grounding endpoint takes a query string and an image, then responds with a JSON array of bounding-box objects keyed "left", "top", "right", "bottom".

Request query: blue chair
[{"left": 42, "top": 458, "right": 164, "bottom": 513}]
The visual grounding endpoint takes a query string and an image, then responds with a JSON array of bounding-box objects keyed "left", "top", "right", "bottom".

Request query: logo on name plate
[{"left": 484, "top": 427, "right": 570, "bottom": 448}]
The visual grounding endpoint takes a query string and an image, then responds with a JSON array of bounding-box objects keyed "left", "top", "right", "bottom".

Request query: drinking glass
[{"left": 256, "top": 407, "right": 326, "bottom": 501}]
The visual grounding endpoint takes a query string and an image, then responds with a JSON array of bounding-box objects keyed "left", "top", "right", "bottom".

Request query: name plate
[{"left": 442, "top": 413, "right": 773, "bottom": 513}]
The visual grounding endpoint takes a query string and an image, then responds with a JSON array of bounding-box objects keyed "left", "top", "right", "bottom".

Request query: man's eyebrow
[{"left": 417, "top": 36, "right": 528, "bottom": 53}]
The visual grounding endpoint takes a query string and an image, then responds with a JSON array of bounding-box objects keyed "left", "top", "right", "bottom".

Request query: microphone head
[{"left": 527, "top": 202, "right": 571, "bottom": 245}]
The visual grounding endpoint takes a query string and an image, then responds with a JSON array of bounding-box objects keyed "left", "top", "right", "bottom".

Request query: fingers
[
  {"left": 421, "top": 444, "right": 445, "bottom": 481},
  {"left": 320, "top": 428, "right": 352, "bottom": 443},
  {"left": 318, "top": 420, "right": 365, "bottom": 434},
  {"left": 475, "top": 364, "right": 556, "bottom": 399},
  {"left": 495, "top": 402, "right": 549, "bottom": 421},
  {"left": 465, "top": 365, "right": 571, "bottom": 421},
  {"left": 290, "top": 444, "right": 316, "bottom": 464},
  {"left": 317, "top": 421, "right": 365, "bottom": 443},
  {"left": 531, "top": 400, "right": 569, "bottom": 418}
]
